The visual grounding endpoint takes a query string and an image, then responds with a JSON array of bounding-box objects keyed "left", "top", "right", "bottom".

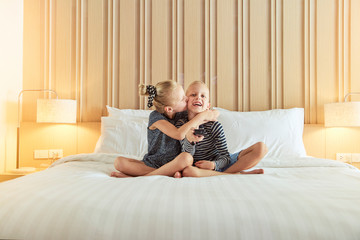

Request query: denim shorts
[{"left": 218, "top": 151, "right": 241, "bottom": 172}]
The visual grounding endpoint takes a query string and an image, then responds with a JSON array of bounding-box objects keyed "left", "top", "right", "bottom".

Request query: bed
[{"left": 1, "top": 107, "right": 360, "bottom": 240}]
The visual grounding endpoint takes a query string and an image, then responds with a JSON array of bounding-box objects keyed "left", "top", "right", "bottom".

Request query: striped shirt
[{"left": 176, "top": 119, "right": 231, "bottom": 171}]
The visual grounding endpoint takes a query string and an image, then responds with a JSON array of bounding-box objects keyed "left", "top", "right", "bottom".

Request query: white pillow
[
  {"left": 106, "top": 105, "right": 151, "bottom": 120},
  {"left": 94, "top": 117, "right": 148, "bottom": 159},
  {"left": 98, "top": 106, "right": 306, "bottom": 159},
  {"left": 217, "top": 108, "right": 307, "bottom": 158}
]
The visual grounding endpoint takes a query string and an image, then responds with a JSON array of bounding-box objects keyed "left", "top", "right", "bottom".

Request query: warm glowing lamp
[
  {"left": 37, "top": 99, "right": 77, "bottom": 123},
  {"left": 324, "top": 92, "right": 360, "bottom": 127},
  {"left": 12, "top": 89, "right": 77, "bottom": 174}
]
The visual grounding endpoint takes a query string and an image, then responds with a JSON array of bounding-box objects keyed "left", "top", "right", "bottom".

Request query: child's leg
[
  {"left": 112, "top": 156, "right": 155, "bottom": 177},
  {"left": 145, "top": 152, "right": 193, "bottom": 177},
  {"left": 111, "top": 171, "right": 133, "bottom": 178},
  {"left": 224, "top": 142, "right": 267, "bottom": 173},
  {"left": 182, "top": 165, "right": 264, "bottom": 177},
  {"left": 182, "top": 166, "right": 230, "bottom": 177}
]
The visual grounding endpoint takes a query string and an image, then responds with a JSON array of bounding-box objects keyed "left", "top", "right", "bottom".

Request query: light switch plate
[
  {"left": 336, "top": 153, "right": 352, "bottom": 163},
  {"left": 34, "top": 150, "right": 49, "bottom": 159}
]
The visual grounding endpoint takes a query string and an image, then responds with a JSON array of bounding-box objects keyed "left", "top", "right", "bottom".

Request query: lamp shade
[
  {"left": 37, "top": 99, "right": 77, "bottom": 123},
  {"left": 324, "top": 102, "right": 360, "bottom": 127}
]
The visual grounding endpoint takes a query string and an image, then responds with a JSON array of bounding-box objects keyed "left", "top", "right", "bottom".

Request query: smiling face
[{"left": 186, "top": 82, "right": 210, "bottom": 116}]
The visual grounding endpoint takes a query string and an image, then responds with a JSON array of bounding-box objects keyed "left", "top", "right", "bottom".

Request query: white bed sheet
[{"left": 1, "top": 153, "right": 360, "bottom": 240}]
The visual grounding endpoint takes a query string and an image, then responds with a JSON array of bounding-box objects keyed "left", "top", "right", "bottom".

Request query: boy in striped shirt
[{"left": 177, "top": 81, "right": 266, "bottom": 177}]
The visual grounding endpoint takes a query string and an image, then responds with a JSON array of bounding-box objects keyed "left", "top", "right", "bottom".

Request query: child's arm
[
  {"left": 180, "top": 128, "right": 204, "bottom": 155},
  {"left": 195, "top": 122, "right": 230, "bottom": 171},
  {"left": 151, "top": 109, "right": 219, "bottom": 140}
]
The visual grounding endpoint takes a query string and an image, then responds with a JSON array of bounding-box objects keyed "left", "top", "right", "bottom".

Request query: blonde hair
[
  {"left": 139, "top": 80, "right": 179, "bottom": 113},
  {"left": 186, "top": 81, "right": 208, "bottom": 95}
]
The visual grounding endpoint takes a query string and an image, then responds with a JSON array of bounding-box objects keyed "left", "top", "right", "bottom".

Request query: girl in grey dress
[{"left": 111, "top": 80, "right": 218, "bottom": 178}]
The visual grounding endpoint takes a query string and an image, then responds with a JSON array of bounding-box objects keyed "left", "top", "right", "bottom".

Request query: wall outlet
[
  {"left": 336, "top": 153, "right": 352, "bottom": 163},
  {"left": 34, "top": 149, "right": 63, "bottom": 160},
  {"left": 48, "top": 149, "right": 63, "bottom": 159},
  {"left": 34, "top": 150, "right": 49, "bottom": 159}
]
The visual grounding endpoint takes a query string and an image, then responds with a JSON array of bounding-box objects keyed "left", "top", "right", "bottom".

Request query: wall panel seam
[
  {"left": 140, "top": 0, "right": 145, "bottom": 109},
  {"left": 346, "top": 0, "right": 351, "bottom": 95},
  {"left": 107, "top": 0, "right": 113, "bottom": 107},
  {"left": 103, "top": 0, "right": 108, "bottom": 115},
  {"left": 238, "top": 0, "right": 243, "bottom": 111},
  {"left": 271, "top": 0, "right": 276, "bottom": 110},
  {"left": 242, "top": 0, "right": 249, "bottom": 111}
]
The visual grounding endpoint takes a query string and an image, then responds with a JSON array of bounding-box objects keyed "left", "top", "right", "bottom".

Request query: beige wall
[
  {"left": 17, "top": 0, "right": 360, "bottom": 166},
  {"left": 23, "top": 0, "right": 360, "bottom": 122},
  {"left": 0, "top": 0, "right": 23, "bottom": 172},
  {"left": 303, "top": 124, "right": 360, "bottom": 160},
  {"left": 19, "top": 122, "right": 100, "bottom": 169},
  {"left": 17, "top": 123, "right": 360, "bottom": 168}
]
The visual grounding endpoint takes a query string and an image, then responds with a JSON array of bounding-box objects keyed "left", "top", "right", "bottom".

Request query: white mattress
[{"left": 1, "top": 153, "right": 360, "bottom": 240}]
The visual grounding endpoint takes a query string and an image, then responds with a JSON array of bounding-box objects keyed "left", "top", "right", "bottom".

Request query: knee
[
  {"left": 178, "top": 152, "right": 193, "bottom": 168},
  {"left": 182, "top": 166, "right": 199, "bottom": 177},
  {"left": 255, "top": 142, "right": 268, "bottom": 157},
  {"left": 114, "top": 156, "right": 127, "bottom": 171}
]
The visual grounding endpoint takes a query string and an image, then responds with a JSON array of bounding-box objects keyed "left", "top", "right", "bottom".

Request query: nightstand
[
  {"left": 0, "top": 168, "right": 44, "bottom": 183},
  {"left": 0, "top": 173, "right": 26, "bottom": 182},
  {"left": 350, "top": 162, "right": 360, "bottom": 170}
]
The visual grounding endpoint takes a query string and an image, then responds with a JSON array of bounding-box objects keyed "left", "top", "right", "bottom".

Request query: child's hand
[
  {"left": 186, "top": 128, "right": 204, "bottom": 143},
  {"left": 195, "top": 160, "right": 215, "bottom": 170},
  {"left": 200, "top": 109, "right": 219, "bottom": 122}
]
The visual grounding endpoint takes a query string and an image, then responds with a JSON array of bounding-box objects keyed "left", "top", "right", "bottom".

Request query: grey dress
[{"left": 142, "top": 110, "right": 187, "bottom": 168}]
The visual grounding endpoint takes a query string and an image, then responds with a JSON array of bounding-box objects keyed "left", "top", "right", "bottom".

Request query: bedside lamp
[
  {"left": 37, "top": 99, "right": 77, "bottom": 123},
  {"left": 324, "top": 92, "right": 360, "bottom": 127},
  {"left": 13, "top": 89, "right": 77, "bottom": 174}
]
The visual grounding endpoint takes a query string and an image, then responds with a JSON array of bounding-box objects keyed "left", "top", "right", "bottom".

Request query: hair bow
[{"left": 146, "top": 85, "right": 157, "bottom": 108}]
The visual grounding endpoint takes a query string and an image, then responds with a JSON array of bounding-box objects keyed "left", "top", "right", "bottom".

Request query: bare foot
[
  {"left": 240, "top": 169, "right": 264, "bottom": 174},
  {"left": 110, "top": 171, "right": 133, "bottom": 178},
  {"left": 174, "top": 171, "right": 182, "bottom": 178}
]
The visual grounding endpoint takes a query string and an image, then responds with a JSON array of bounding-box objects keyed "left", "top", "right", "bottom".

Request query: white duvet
[{"left": 1, "top": 153, "right": 360, "bottom": 240}]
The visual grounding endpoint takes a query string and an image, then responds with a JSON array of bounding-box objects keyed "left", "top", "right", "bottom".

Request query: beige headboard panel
[
  {"left": 23, "top": 0, "right": 360, "bottom": 123},
  {"left": 20, "top": 1, "right": 360, "bottom": 168}
]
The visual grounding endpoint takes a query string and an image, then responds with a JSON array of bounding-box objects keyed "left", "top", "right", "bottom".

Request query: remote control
[{"left": 194, "top": 128, "right": 205, "bottom": 136}]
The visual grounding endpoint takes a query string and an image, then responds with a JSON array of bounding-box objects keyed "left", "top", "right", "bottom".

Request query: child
[
  {"left": 177, "top": 81, "right": 267, "bottom": 177},
  {"left": 111, "top": 80, "right": 218, "bottom": 178}
]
